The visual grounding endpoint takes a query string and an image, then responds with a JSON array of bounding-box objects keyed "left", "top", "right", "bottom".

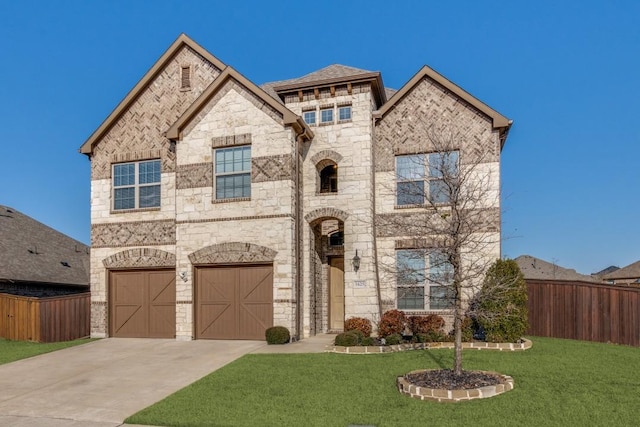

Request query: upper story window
[
  {"left": 214, "top": 146, "right": 251, "bottom": 200},
  {"left": 319, "top": 164, "right": 338, "bottom": 193},
  {"left": 338, "top": 106, "right": 352, "bottom": 121},
  {"left": 303, "top": 111, "right": 316, "bottom": 125},
  {"left": 113, "top": 160, "right": 161, "bottom": 210},
  {"left": 395, "top": 151, "right": 459, "bottom": 206},
  {"left": 396, "top": 249, "right": 454, "bottom": 310},
  {"left": 320, "top": 108, "right": 333, "bottom": 124}
]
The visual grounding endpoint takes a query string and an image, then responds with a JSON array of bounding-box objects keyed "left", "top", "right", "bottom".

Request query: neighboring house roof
[
  {"left": 374, "top": 65, "right": 512, "bottom": 147},
  {"left": 515, "top": 255, "right": 601, "bottom": 283},
  {"left": 262, "top": 64, "right": 387, "bottom": 107},
  {"left": 165, "top": 66, "right": 313, "bottom": 141},
  {"left": 79, "top": 33, "right": 226, "bottom": 155},
  {"left": 591, "top": 265, "right": 620, "bottom": 277},
  {"left": 0, "top": 205, "right": 89, "bottom": 287},
  {"left": 603, "top": 260, "right": 640, "bottom": 280}
]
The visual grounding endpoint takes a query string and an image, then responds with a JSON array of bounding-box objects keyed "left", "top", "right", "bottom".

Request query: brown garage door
[
  {"left": 110, "top": 270, "right": 176, "bottom": 338},
  {"left": 196, "top": 265, "right": 273, "bottom": 340}
]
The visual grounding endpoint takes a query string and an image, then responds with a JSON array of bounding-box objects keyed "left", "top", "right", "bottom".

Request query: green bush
[
  {"left": 384, "top": 333, "right": 403, "bottom": 345},
  {"left": 475, "top": 258, "right": 528, "bottom": 342},
  {"left": 447, "top": 316, "right": 474, "bottom": 342},
  {"left": 408, "top": 314, "right": 445, "bottom": 335},
  {"left": 377, "top": 309, "right": 407, "bottom": 338},
  {"left": 265, "top": 326, "right": 290, "bottom": 344},
  {"left": 416, "top": 331, "right": 447, "bottom": 343},
  {"left": 344, "top": 317, "right": 372, "bottom": 337},
  {"left": 334, "top": 331, "right": 362, "bottom": 346},
  {"left": 360, "top": 336, "right": 376, "bottom": 346}
]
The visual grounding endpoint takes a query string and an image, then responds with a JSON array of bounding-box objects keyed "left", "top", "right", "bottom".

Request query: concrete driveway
[{"left": 0, "top": 338, "right": 267, "bottom": 427}]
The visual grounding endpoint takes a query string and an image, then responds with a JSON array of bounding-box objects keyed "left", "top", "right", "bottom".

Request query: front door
[{"left": 329, "top": 257, "right": 345, "bottom": 331}]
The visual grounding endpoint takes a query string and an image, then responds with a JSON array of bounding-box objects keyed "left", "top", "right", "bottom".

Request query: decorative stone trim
[
  {"left": 92, "top": 220, "right": 176, "bottom": 248},
  {"left": 110, "top": 207, "right": 161, "bottom": 215},
  {"left": 91, "top": 301, "right": 107, "bottom": 306},
  {"left": 252, "top": 154, "right": 293, "bottom": 182},
  {"left": 326, "top": 338, "right": 532, "bottom": 354},
  {"left": 176, "top": 162, "right": 212, "bottom": 189},
  {"left": 176, "top": 213, "right": 292, "bottom": 224},
  {"left": 176, "top": 300, "right": 192, "bottom": 304},
  {"left": 397, "top": 369, "right": 514, "bottom": 402},
  {"left": 274, "top": 299, "right": 297, "bottom": 304},
  {"left": 311, "top": 150, "right": 343, "bottom": 166},
  {"left": 102, "top": 248, "right": 176, "bottom": 268},
  {"left": 189, "top": 242, "right": 277, "bottom": 265},
  {"left": 211, "top": 133, "right": 252, "bottom": 149},
  {"left": 211, "top": 197, "right": 251, "bottom": 204},
  {"left": 111, "top": 149, "right": 162, "bottom": 165},
  {"left": 304, "top": 207, "right": 349, "bottom": 224}
]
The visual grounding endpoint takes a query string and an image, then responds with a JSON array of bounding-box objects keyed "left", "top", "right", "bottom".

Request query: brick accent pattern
[
  {"left": 375, "top": 208, "right": 500, "bottom": 237},
  {"left": 304, "top": 207, "right": 349, "bottom": 224},
  {"left": 375, "top": 76, "right": 499, "bottom": 173},
  {"left": 283, "top": 82, "right": 370, "bottom": 103},
  {"left": 188, "top": 242, "right": 278, "bottom": 265},
  {"left": 92, "top": 220, "right": 176, "bottom": 248},
  {"left": 90, "top": 46, "right": 221, "bottom": 180},
  {"left": 211, "top": 133, "right": 252, "bottom": 148},
  {"left": 252, "top": 154, "right": 294, "bottom": 182},
  {"left": 176, "top": 214, "right": 291, "bottom": 225},
  {"left": 102, "top": 248, "right": 176, "bottom": 268},
  {"left": 176, "top": 162, "right": 212, "bottom": 189},
  {"left": 183, "top": 80, "right": 283, "bottom": 138},
  {"left": 311, "top": 149, "right": 343, "bottom": 166}
]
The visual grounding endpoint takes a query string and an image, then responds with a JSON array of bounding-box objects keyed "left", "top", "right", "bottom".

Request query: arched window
[{"left": 320, "top": 164, "right": 338, "bottom": 193}]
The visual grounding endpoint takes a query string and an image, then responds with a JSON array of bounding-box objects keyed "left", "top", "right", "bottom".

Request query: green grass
[
  {"left": 127, "top": 337, "right": 640, "bottom": 427},
  {"left": 0, "top": 337, "right": 95, "bottom": 365}
]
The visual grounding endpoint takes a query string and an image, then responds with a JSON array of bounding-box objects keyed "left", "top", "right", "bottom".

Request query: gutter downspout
[
  {"left": 294, "top": 125, "right": 310, "bottom": 340},
  {"left": 371, "top": 112, "right": 383, "bottom": 320}
]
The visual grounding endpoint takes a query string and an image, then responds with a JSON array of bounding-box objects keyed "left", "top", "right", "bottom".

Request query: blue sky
[{"left": 1, "top": 1, "right": 638, "bottom": 275}]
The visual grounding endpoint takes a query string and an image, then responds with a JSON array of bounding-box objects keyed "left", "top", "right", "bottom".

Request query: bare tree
[{"left": 377, "top": 124, "right": 502, "bottom": 376}]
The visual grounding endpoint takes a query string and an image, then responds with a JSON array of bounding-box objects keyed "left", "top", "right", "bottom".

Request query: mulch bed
[{"left": 405, "top": 369, "right": 502, "bottom": 390}]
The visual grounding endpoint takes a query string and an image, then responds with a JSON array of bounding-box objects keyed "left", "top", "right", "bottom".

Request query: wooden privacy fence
[
  {"left": 527, "top": 279, "right": 640, "bottom": 347},
  {"left": 0, "top": 292, "right": 90, "bottom": 342}
]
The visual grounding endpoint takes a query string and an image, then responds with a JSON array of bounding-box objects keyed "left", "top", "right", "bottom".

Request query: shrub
[
  {"left": 475, "top": 258, "right": 528, "bottom": 342},
  {"left": 384, "top": 333, "right": 403, "bottom": 345},
  {"left": 446, "top": 316, "right": 474, "bottom": 342},
  {"left": 265, "top": 326, "right": 290, "bottom": 344},
  {"left": 360, "top": 336, "right": 376, "bottom": 346},
  {"left": 344, "top": 317, "right": 372, "bottom": 337},
  {"left": 416, "top": 331, "right": 447, "bottom": 343},
  {"left": 334, "top": 331, "right": 362, "bottom": 346},
  {"left": 408, "top": 314, "right": 445, "bottom": 335},
  {"left": 377, "top": 309, "right": 407, "bottom": 338}
]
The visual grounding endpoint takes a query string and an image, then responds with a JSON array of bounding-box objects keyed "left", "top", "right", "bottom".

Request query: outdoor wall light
[
  {"left": 352, "top": 250, "right": 361, "bottom": 273},
  {"left": 179, "top": 271, "right": 188, "bottom": 282}
]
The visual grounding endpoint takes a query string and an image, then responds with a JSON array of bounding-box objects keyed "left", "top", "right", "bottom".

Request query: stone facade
[{"left": 83, "top": 35, "right": 510, "bottom": 340}]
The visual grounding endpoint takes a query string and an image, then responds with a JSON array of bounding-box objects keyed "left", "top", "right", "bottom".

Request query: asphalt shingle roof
[
  {"left": 0, "top": 205, "right": 89, "bottom": 286},
  {"left": 603, "top": 260, "right": 640, "bottom": 280},
  {"left": 515, "top": 255, "right": 601, "bottom": 283}
]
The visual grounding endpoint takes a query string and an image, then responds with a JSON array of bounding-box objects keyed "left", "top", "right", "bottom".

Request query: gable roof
[
  {"left": 0, "top": 205, "right": 89, "bottom": 287},
  {"left": 79, "top": 33, "right": 226, "bottom": 155},
  {"left": 166, "top": 66, "right": 313, "bottom": 141},
  {"left": 262, "top": 64, "right": 387, "bottom": 107},
  {"left": 374, "top": 65, "right": 512, "bottom": 145},
  {"left": 603, "top": 260, "right": 640, "bottom": 280},
  {"left": 515, "top": 255, "right": 601, "bottom": 283},
  {"left": 592, "top": 265, "right": 620, "bottom": 277}
]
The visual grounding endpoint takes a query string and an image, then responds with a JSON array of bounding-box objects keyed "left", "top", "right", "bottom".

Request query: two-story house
[{"left": 80, "top": 34, "right": 511, "bottom": 340}]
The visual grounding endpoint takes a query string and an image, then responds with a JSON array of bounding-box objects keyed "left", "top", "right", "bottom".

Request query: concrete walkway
[
  {"left": 0, "top": 338, "right": 267, "bottom": 427},
  {"left": 0, "top": 334, "right": 336, "bottom": 427}
]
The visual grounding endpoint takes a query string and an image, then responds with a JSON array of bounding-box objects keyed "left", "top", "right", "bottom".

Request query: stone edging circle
[
  {"left": 326, "top": 337, "right": 532, "bottom": 354},
  {"left": 397, "top": 369, "right": 514, "bottom": 402}
]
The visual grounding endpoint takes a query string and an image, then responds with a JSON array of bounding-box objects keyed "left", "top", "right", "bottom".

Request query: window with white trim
[
  {"left": 214, "top": 145, "right": 251, "bottom": 200},
  {"left": 396, "top": 249, "right": 454, "bottom": 310},
  {"left": 395, "top": 151, "right": 459, "bottom": 206},
  {"left": 320, "top": 108, "right": 333, "bottom": 124},
  {"left": 338, "top": 105, "right": 351, "bottom": 121},
  {"left": 303, "top": 111, "right": 316, "bottom": 125},
  {"left": 113, "top": 160, "right": 161, "bottom": 210}
]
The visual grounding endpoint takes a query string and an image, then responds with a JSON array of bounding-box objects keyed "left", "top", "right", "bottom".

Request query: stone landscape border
[
  {"left": 326, "top": 338, "right": 532, "bottom": 354},
  {"left": 397, "top": 369, "right": 514, "bottom": 402}
]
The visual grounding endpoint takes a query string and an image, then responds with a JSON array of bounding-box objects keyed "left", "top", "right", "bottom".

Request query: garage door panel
[
  {"left": 110, "top": 269, "right": 176, "bottom": 338},
  {"left": 197, "top": 302, "right": 235, "bottom": 339},
  {"left": 196, "top": 265, "right": 273, "bottom": 340}
]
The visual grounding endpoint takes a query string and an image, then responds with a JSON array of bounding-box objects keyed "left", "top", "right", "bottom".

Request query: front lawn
[
  {"left": 0, "top": 337, "right": 94, "bottom": 365},
  {"left": 127, "top": 337, "right": 639, "bottom": 427}
]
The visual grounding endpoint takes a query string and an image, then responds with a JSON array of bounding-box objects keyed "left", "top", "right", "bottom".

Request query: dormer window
[{"left": 320, "top": 164, "right": 338, "bottom": 193}]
